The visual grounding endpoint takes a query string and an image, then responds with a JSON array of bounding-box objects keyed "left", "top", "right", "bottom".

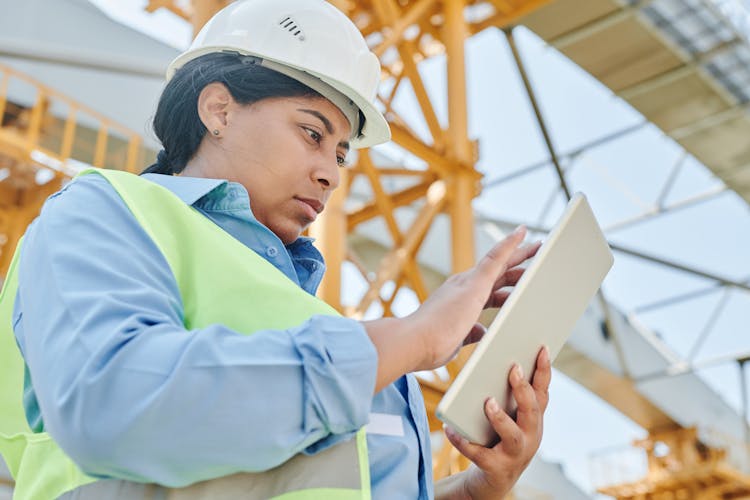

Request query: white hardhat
[{"left": 166, "top": 0, "right": 391, "bottom": 149}]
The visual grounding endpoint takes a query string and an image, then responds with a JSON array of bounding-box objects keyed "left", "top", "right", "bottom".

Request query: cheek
[
  {"left": 229, "top": 116, "right": 286, "bottom": 159},
  {"left": 269, "top": 148, "right": 311, "bottom": 182},
  {"left": 227, "top": 120, "right": 309, "bottom": 189},
  {"left": 255, "top": 135, "right": 306, "bottom": 175}
]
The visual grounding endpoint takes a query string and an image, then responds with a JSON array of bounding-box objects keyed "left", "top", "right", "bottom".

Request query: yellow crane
[{"left": 2, "top": 1, "right": 749, "bottom": 498}]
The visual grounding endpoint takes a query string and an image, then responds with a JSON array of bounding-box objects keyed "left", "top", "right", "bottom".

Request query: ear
[{"left": 197, "top": 82, "right": 232, "bottom": 134}]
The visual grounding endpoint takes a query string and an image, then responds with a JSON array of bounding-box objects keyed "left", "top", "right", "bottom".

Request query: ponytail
[{"left": 141, "top": 150, "right": 172, "bottom": 175}]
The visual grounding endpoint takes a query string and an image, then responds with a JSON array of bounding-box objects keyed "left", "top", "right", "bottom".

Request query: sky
[{"left": 76, "top": 0, "right": 750, "bottom": 496}]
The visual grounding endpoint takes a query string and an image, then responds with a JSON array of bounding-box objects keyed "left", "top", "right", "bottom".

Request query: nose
[{"left": 313, "top": 153, "right": 340, "bottom": 191}]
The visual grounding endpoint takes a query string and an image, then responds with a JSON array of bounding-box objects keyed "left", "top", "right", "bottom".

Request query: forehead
[{"left": 264, "top": 96, "right": 351, "bottom": 136}]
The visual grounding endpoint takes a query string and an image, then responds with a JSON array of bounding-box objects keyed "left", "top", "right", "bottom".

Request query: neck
[{"left": 181, "top": 139, "right": 227, "bottom": 179}]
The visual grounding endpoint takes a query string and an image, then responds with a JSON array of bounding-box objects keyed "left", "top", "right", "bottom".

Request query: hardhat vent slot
[{"left": 279, "top": 16, "right": 304, "bottom": 40}]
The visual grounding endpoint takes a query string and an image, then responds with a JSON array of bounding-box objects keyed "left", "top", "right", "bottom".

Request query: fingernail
[
  {"left": 487, "top": 397, "right": 500, "bottom": 414},
  {"left": 514, "top": 225, "right": 526, "bottom": 235},
  {"left": 541, "top": 345, "right": 550, "bottom": 363},
  {"left": 515, "top": 364, "right": 524, "bottom": 381}
]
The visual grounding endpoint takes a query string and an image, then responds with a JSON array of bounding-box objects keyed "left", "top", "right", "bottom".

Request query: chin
[
  {"left": 267, "top": 217, "right": 307, "bottom": 245},
  {"left": 275, "top": 227, "right": 303, "bottom": 245}
]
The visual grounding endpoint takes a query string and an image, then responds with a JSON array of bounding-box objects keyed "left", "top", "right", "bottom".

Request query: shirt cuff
[{"left": 289, "top": 314, "right": 377, "bottom": 438}]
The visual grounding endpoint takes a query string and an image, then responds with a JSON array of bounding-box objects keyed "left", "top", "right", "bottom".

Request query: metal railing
[{"left": 0, "top": 63, "right": 144, "bottom": 174}]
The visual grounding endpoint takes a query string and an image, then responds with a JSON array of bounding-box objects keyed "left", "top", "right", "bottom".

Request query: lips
[{"left": 295, "top": 197, "right": 324, "bottom": 220}]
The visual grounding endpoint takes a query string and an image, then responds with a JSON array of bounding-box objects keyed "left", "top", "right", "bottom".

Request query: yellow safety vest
[{"left": 0, "top": 168, "right": 370, "bottom": 500}]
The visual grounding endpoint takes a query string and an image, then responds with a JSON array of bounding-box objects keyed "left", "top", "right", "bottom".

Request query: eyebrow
[{"left": 297, "top": 108, "right": 350, "bottom": 152}]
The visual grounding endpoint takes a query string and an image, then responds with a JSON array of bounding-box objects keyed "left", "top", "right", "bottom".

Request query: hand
[
  {"left": 362, "top": 226, "right": 539, "bottom": 393},
  {"left": 409, "top": 226, "right": 540, "bottom": 371},
  {"left": 444, "top": 347, "right": 552, "bottom": 499}
]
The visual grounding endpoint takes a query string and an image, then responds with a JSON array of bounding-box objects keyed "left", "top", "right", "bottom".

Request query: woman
[{"left": 0, "top": 0, "right": 550, "bottom": 498}]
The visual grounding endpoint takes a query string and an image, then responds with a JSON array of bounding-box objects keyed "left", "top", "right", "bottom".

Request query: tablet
[{"left": 435, "top": 193, "right": 613, "bottom": 446}]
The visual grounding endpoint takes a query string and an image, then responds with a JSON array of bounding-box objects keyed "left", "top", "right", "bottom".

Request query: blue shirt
[{"left": 13, "top": 173, "right": 433, "bottom": 499}]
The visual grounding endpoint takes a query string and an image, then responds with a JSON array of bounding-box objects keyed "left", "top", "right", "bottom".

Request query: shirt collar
[
  {"left": 142, "top": 173, "right": 228, "bottom": 206},
  {"left": 142, "top": 172, "right": 318, "bottom": 248}
]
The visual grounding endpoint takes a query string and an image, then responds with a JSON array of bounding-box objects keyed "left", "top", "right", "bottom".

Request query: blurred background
[{"left": 1, "top": 0, "right": 749, "bottom": 498}]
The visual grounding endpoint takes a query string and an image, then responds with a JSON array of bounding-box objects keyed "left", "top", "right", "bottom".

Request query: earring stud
[{"left": 212, "top": 129, "right": 220, "bottom": 136}]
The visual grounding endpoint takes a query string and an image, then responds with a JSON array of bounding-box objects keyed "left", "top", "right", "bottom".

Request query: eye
[
  {"left": 337, "top": 155, "right": 349, "bottom": 168},
  {"left": 302, "top": 126, "right": 322, "bottom": 143}
]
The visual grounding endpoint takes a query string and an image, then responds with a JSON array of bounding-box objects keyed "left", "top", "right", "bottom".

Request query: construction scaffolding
[
  {"left": 1, "top": 0, "right": 750, "bottom": 498},
  {"left": 0, "top": 63, "right": 148, "bottom": 278}
]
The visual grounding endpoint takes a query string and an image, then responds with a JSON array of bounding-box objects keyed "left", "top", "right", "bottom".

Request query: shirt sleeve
[{"left": 13, "top": 174, "right": 378, "bottom": 487}]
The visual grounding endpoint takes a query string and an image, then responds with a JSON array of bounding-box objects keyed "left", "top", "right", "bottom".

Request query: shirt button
[{"left": 266, "top": 246, "right": 278, "bottom": 257}]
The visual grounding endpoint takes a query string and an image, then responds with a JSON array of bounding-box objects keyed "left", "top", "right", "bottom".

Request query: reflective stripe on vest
[
  {"left": 59, "top": 430, "right": 369, "bottom": 500},
  {"left": 0, "top": 168, "right": 371, "bottom": 500}
]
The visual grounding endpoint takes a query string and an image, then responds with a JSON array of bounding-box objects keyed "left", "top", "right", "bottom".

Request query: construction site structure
[
  {"left": 593, "top": 427, "right": 750, "bottom": 499},
  {"left": 1, "top": 0, "right": 750, "bottom": 498},
  {"left": 0, "top": 63, "right": 147, "bottom": 276}
]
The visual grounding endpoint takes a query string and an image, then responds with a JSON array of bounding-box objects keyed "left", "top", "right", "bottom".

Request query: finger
[
  {"left": 484, "top": 397, "right": 525, "bottom": 457},
  {"left": 485, "top": 243, "right": 541, "bottom": 299},
  {"left": 509, "top": 364, "right": 541, "bottom": 433},
  {"left": 490, "top": 267, "right": 525, "bottom": 292},
  {"left": 444, "top": 426, "right": 491, "bottom": 468},
  {"left": 531, "top": 346, "right": 552, "bottom": 413},
  {"left": 476, "top": 226, "right": 527, "bottom": 281},
  {"left": 505, "top": 240, "right": 542, "bottom": 270},
  {"left": 463, "top": 322, "right": 487, "bottom": 346},
  {"left": 485, "top": 289, "right": 511, "bottom": 309}
]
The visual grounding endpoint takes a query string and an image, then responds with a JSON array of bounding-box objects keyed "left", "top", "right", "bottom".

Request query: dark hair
[{"left": 142, "top": 52, "right": 320, "bottom": 175}]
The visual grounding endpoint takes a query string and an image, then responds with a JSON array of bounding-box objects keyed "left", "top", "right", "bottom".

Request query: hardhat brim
[{"left": 167, "top": 47, "right": 391, "bottom": 149}]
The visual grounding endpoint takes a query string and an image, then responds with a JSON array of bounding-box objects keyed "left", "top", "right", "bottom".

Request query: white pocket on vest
[{"left": 365, "top": 413, "right": 405, "bottom": 437}]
